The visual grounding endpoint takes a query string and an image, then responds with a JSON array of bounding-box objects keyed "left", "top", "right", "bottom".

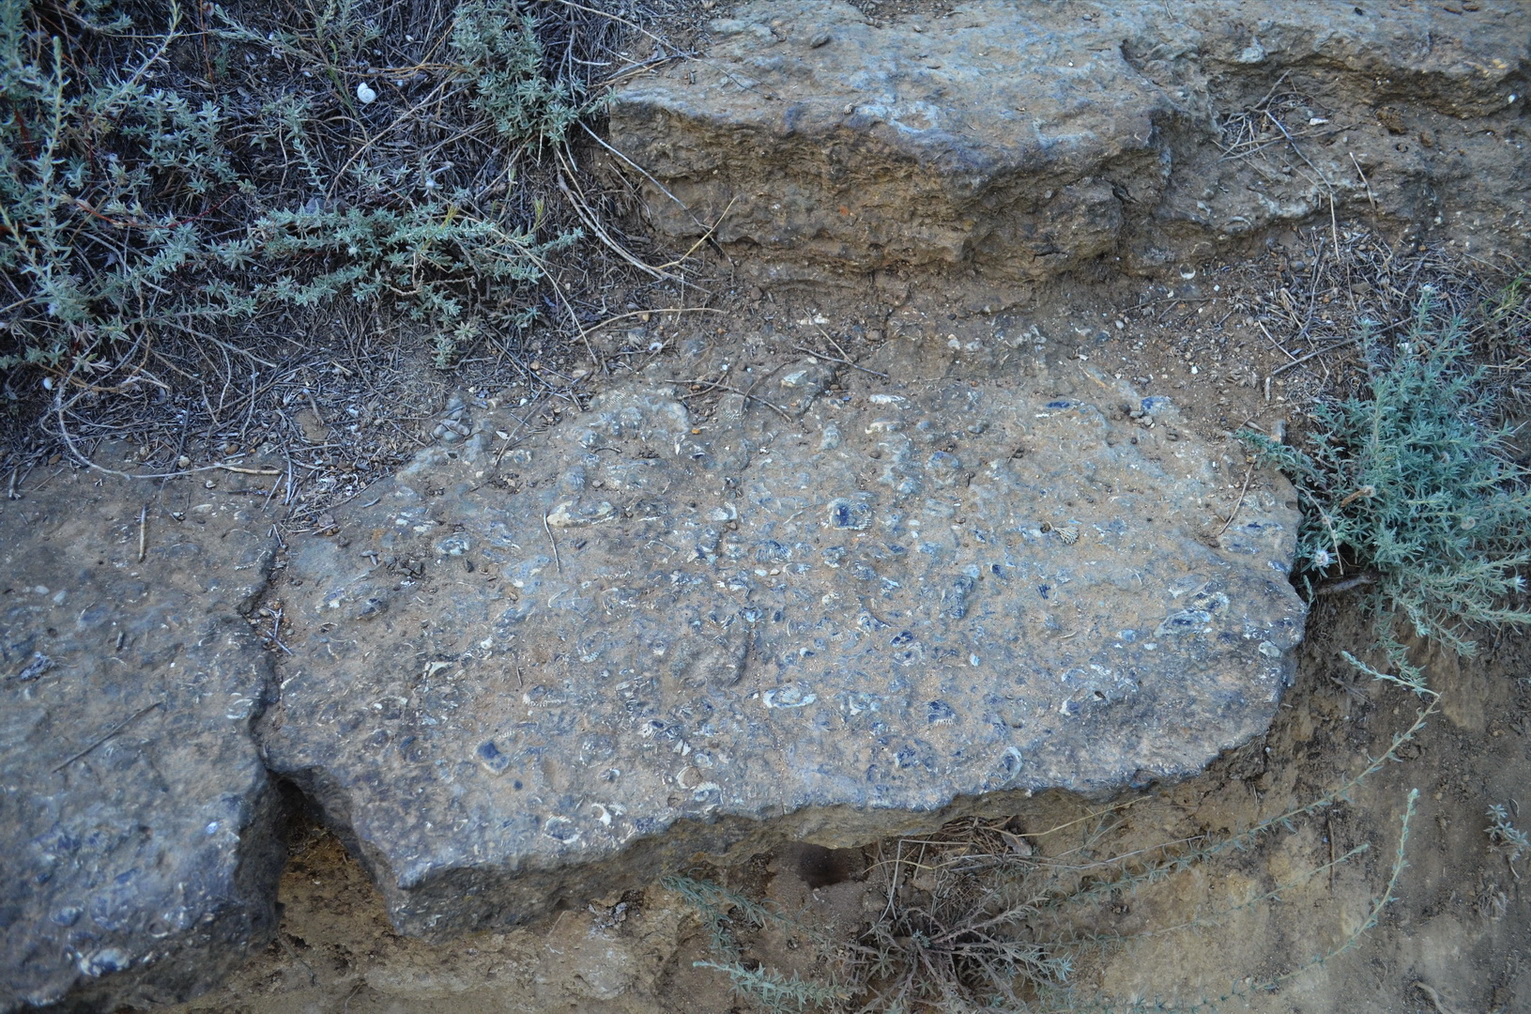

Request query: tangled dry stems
[
  {"left": 1, "top": 0, "right": 687, "bottom": 501},
  {"left": 673, "top": 726, "right": 1430, "bottom": 1014}
]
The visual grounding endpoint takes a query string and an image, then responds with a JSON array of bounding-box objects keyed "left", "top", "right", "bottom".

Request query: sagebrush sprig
[
  {"left": 1485, "top": 804, "right": 1529, "bottom": 874},
  {"left": 452, "top": 1, "right": 599, "bottom": 146},
  {"left": 1, "top": 0, "right": 602, "bottom": 376},
  {"left": 0, "top": 3, "right": 257, "bottom": 371},
  {"left": 1242, "top": 293, "right": 1531, "bottom": 656}
]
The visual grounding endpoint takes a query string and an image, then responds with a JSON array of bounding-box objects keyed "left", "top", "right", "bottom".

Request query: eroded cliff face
[{"left": 4, "top": 1, "right": 1527, "bottom": 1010}]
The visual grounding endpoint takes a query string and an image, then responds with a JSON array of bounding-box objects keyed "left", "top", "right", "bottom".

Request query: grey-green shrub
[
  {"left": 0, "top": 6, "right": 253, "bottom": 368},
  {"left": 1, "top": 0, "right": 598, "bottom": 373},
  {"left": 1242, "top": 293, "right": 1531, "bottom": 656},
  {"left": 452, "top": 0, "right": 598, "bottom": 145},
  {"left": 1486, "top": 803, "right": 1529, "bottom": 869}
]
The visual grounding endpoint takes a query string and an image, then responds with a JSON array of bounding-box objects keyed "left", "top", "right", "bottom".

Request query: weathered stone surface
[
  {"left": 0, "top": 481, "right": 282, "bottom": 1012},
  {"left": 260, "top": 345, "right": 1305, "bottom": 938},
  {"left": 614, "top": 0, "right": 1170, "bottom": 285},
  {"left": 611, "top": 0, "right": 1530, "bottom": 288}
]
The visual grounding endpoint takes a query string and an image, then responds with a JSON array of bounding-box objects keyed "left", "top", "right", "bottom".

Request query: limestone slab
[
  {"left": 0, "top": 490, "right": 282, "bottom": 1012},
  {"left": 260, "top": 353, "right": 1304, "bottom": 937}
]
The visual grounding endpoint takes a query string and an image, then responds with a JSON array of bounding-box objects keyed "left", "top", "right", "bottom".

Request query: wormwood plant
[
  {"left": 1485, "top": 803, "right": 1529, "bottom": 874},
  {"left": 1241, "top": 292, "right": 1531, "bottom": 658},
  {"left": 1, "top": 0, "right": 618, "bottom": 385},
  {"left": 451, "top": 0, "right": 594, "bottom": 146},
  {"left": 0, "top": 2, "right": 252, "bottom": 371},
  {"left": 666, "top": 876, "right": 848, "bottom": 1012},
  {"left": 218, "top": 0, "right": 599, "bottom": 353}
]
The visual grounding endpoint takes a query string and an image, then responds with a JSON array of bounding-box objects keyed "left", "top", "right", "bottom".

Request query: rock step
[{"left": 611, "top": 0, "right": 1530, "bottom": 295}]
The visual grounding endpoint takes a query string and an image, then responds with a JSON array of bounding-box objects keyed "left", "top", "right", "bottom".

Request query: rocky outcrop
[
  {"left": 258, "top": 342, "right": 1304, "bottom": 938},
  {"left": 24, "top": 0, "right": 1522, "bottom": 998},
  {"left": 611, "top": 0, "right": 1530, "bottom": 292},
  {"left": 0, "top": 480, "right": 283, "bottom": 1011}
]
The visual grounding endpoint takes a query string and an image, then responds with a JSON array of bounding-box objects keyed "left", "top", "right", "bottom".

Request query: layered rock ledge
[{"left": 611, "top": 0, "right": 1529, "bottom": 291}]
